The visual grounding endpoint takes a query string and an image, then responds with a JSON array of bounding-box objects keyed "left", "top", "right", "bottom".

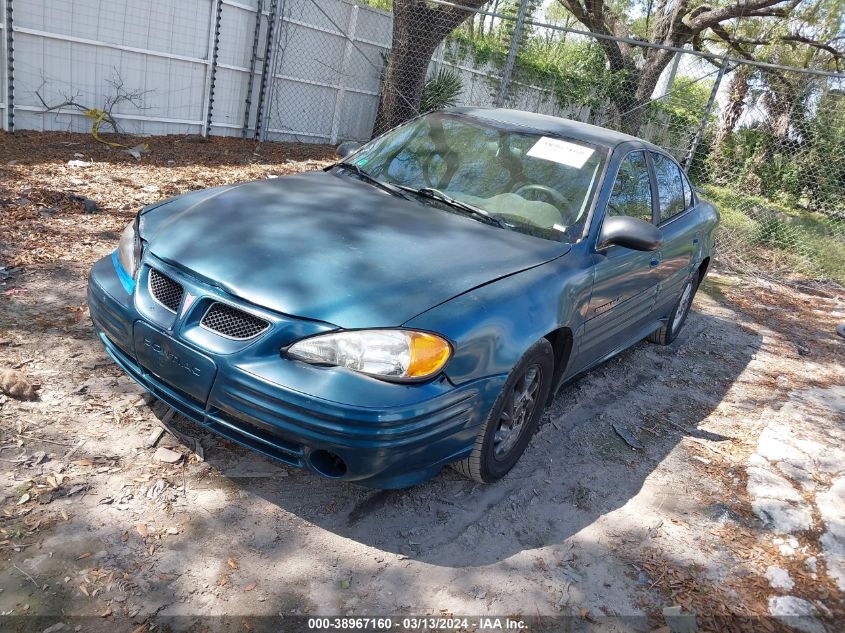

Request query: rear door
[
  {"left": 650, "top": 152, "right": 699, "bottom": 317},
  {"left": 579, "top": 150, "right": 661, "bottom": 362}
]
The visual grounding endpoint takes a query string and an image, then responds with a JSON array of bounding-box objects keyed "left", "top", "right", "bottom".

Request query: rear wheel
[
  {"left": 453, "top": 339, "right": 554, "bottom": 483},
  {"left": 648, "top": 272, "right": 699, "bottom": 345}
]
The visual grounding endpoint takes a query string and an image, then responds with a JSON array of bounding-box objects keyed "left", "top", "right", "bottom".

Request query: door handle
[{"left": 649, "top": 258, "right": 661, "bottom": 268}]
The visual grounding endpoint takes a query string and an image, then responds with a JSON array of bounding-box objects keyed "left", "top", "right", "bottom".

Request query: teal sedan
[{"left": 87, "top": 108, "right": 718, "bottom": 488}]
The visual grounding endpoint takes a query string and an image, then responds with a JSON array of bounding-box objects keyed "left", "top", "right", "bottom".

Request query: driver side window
[{"left": 607, "top": 151, "right": 653, "bottom": 224}]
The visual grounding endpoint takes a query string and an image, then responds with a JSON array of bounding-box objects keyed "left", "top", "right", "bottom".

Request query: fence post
[
  {"left": 201, "top": 0, "right": 223, "bottom": 138},
  {"left": 493, "top": 0, "right": 529, "bottom": 108},
  {"left": 255, "top": 0, "right": 282, "bottom": 141},
  {"left": 329, "top": 3, "right": 358, "bottom": 145},
  {"left": 683, "top": 57, "right": 728, "bottom": 173},
  {"left": 661, "top": 50, "right": 681, "bottom": 103},
  {"left": 3, "top": 0, "right": 13, "bottom": 131},
  {"left": 242, "top": 0, "right": 264, "bottom": 138}
]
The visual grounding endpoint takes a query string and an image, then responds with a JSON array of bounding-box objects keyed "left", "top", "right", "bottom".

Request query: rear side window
[
  {"left": 652, "top": 153, "right": 685, "bottom": 222},
  {"left": 607, "top": 151, "right": 653, "bottom": 224}
]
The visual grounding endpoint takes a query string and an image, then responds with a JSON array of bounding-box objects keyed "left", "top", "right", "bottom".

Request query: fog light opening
[{"left": 309, "top": 449, "right": 348, "bottom": 478}]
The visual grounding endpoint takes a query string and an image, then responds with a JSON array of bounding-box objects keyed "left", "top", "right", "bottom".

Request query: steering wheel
[{"left": 514, "top": 184, "right": 570, "bottom": 209}]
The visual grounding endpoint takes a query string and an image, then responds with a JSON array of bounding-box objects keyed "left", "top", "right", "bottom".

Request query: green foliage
[
  {"left": 644, "top": 77, "right": 715, "bottom": 161},
  {"left": 351, "top": 0, "right": 392, "bottom": 11},
  {"left": 757, "top": 215, "right": 791, "bottom": 247},
  {"left": 706, "top": 94, "right": 845, "bottom": 214},
  {"left": 420, "top": 69, "right": 463, "bottom": 113},
  {"left": 701, "top": 184, "right": 845, "bottom": 284},
  {"left": 444, "top": 30, "right": 626, "bottom": 112},
  {"left": 646, "top": 78, "right": 714, "bottom": 131},
  {"left": 798, "top": 91, "right": 845, "bottom": 212}
]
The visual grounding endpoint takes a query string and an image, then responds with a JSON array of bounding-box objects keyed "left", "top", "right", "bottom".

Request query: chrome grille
[
  {"left": 148, "top": 268, "right": 184, "bottom": 313},
  {"left": 201, "top": 303, "right": 269, "bottom": 340}
]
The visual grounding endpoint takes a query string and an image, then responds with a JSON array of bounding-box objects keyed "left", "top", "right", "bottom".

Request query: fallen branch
[
  {"left": 13, "top": 562, "right": 39, "bottom": 588},
  {"left": 34, "top": 69, "right": 152, "bottom": 143}
]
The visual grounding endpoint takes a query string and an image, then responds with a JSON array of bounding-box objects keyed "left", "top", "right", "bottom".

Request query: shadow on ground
[{"left": 153, "top": 308, "right": 761, "bottom": 569}]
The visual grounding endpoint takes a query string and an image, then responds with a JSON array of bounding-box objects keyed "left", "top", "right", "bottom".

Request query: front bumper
[{"left": 87, "top": 254, "right": 504, "bottom": 488}]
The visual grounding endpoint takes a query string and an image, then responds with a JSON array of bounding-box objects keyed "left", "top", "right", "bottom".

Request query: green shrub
[{"left": 420, "top": 69, "right": 463, "bottom": 113}]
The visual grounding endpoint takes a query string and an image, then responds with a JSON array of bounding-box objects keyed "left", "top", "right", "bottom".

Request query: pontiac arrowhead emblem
[{"left": 180, "top": 292, "right": 197, "bottom": 317}]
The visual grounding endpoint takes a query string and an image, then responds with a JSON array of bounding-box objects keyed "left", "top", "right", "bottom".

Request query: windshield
[{"left": 344, "top": 112, "right": 605, "bottom": 242}]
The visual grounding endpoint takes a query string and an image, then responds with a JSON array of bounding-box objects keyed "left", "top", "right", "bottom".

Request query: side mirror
[
  {"left": 336, "top": 141, "right": 362, "bottom": 159},
  {"left": 599, "top": 215, "right": 663, "bottom": 251}
]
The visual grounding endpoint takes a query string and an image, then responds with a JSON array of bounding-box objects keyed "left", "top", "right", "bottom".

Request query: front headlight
[
  {"left": 116, "top": 218, "right": 142, "bottom": 280},
  {"left": 286, "top": 329, "right": 452, "bottom": 381}
]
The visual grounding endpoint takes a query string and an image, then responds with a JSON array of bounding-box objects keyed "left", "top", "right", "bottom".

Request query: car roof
[{"left": 444, "top": 107, "right": 661, "bottom": 151}]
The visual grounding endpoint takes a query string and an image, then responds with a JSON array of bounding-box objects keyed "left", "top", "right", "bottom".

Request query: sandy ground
[{"left": 1, "top": 131, "right": 844, "bottom": 632}]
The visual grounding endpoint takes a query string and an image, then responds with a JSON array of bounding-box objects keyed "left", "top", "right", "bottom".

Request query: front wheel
[
  {"left": 648, "top": 273, "right": 699, "bottom": 345},
  {"left": 452, "top": 339, "right": 554, "bottom": 483}
]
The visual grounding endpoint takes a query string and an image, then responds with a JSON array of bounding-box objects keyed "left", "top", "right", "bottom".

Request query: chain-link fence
[
  {"left": 3, "top": 0, "right": 843, "bottom": 287},
  {"left": 259, "top": 0, "right": 845, "bottom": 288},
  {"left": 496, "top": 15, "right": 845, "bottom": 288}
]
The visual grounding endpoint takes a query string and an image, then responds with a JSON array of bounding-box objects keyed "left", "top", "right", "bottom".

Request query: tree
[
  {"left": 554, "top": 0, "right": 845, "bottom": 134},
  {"left": 373, "top": 0, "right": 489, "bottom": 135}
]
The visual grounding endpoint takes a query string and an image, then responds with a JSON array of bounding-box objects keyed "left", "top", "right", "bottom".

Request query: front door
[{"left": 579, "top": 150, "right": 661, "bottom": 362}]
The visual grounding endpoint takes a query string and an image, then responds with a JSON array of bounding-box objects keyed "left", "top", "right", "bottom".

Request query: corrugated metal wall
[
  {"left": 0, "top": 0, "right": 582, "bottom": 142},
  {"left": 12, "top": 0, "right": 215, "bottom": 135},
  {"left": 0, "top": 0, "right": 283, "bottom": 137},
  {"left": 0, "top": 0, "right": 391, "bottom": 140}
]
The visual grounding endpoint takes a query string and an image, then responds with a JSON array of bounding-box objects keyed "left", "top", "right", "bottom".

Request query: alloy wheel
[
  {"left": 493, "top": 364, "right": 542, "bottom": 459},
  {"left": 673, "top": 281, "right": 694, "bottom": 332}
]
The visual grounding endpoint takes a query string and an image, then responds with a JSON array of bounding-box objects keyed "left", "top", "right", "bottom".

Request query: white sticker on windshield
[{"left": 527, "top": 137, "right": 594, "bottom": 168}]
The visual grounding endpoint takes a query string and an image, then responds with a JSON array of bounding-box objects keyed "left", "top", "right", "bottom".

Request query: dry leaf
[
  {"left": 77, "top": 552, "right": 92, "bottom": 560},
  {"left": 227, "top": 557, "right": 239, "bottom": 570},
  {"left": 130, "top": 624, "right": 148, "bottom": 633},
  {"left": 73, "top": 458, "right": 94, "bottom": 466},
  {"left": 136, "top": 523, "right": 148, "bottom": 538},
  {"left": 17, "top": 493, "right": 30, "bottom": 505},
  {"left": 245, "top": 582, "right": 257, "bottom": 591},
  {"left": 61, "top": 510, "right": 69, "bottom": 521},
  {"left": 121, "top": 531, "right": 129, "bottom": 542},
  {"left": 100, "top": 607, "right": 112, "bottom": 617},
  {"left": 148, "top": 544, "right": 155, "bottom": 555},
  {"left": 79, "top": 584, "right": 89, "bottom": 596},
  {"left": 218, "top": 574, "right": 229, "bottom": 587}
]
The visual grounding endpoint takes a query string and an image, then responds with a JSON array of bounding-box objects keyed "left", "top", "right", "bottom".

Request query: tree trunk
[
  {"left": 604, "top": 48, "right": 675, "bottom": 136},
  {"left": 373, "top": 9, "right": 441, "bottom": 135},
  {"left": 716, "top": 66, "right": 751, "bottom": 145},
  {"left": 373, "top": 0, "right": 484, "bottom": 137}
]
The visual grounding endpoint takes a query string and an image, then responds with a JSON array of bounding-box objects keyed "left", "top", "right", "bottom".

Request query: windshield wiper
[
  {"left": 396, "top": 186, "right": 507, "bottom": 230},
  {"left": 336, "top": 163, "right": 413, "bottom": 201}
]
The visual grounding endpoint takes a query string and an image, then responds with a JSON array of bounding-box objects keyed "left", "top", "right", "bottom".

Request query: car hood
[{"left": 141, "top": 170, "right": 570, "bottom": 328}]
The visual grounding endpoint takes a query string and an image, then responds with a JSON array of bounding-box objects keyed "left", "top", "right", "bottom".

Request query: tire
[
  {"left": 452, "top": 338, "right": 554, "bottom": 483},
  {"left": 648, "top": 272, "right": 699, "bottom": 345}
]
